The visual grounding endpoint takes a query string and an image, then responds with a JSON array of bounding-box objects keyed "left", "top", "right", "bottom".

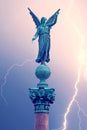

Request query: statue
[{"left": 28, "top": 8, "right": 60, "bottom": 64}]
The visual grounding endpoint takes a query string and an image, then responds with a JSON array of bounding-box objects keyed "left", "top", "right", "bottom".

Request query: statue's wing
[
  {"left": 46, "top": 9, "right": 60, "bottom": 27},
  {"left": 28, "top": 8, "right": 41, "bottom": 27}
]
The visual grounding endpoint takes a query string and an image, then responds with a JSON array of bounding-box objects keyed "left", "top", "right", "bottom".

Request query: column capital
[{"left": 29, "top": 87, "right": 55, "bottom": 113}]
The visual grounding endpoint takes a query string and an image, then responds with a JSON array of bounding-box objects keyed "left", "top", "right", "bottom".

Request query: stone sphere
[{"left": 35, "top": 64, "right": 51, "bottom": 81}]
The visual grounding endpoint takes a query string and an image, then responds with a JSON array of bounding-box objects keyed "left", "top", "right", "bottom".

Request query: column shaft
[{"left": 35, "top": 113, "right": 49, "bottom": 130}]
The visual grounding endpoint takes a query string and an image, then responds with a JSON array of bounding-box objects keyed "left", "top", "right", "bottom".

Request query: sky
[{"left": 0, "top": 0, "right": 87, "bottom": 130}]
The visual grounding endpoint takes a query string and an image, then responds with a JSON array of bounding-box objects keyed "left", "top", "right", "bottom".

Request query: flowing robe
[{"left": 36, "top": 24, "right": 51, "bottom": 63}]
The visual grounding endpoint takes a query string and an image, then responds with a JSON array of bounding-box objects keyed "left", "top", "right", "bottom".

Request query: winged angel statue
[{"left": 28, "top": 8, "right": 60, "bottom": 64}]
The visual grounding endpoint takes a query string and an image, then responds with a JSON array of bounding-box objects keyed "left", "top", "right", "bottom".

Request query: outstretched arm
[{"left": 32, "top": 31, "right": 39, "bottom": 42}]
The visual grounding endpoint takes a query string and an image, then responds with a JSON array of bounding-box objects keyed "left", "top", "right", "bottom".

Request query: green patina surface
[
  {"left": 29, "top": 87, "right": 55, "bottom": 113},
  {"left": 29, "top": 64, "right": 56, "bottom": 113},
  {"left": 28, "top": 8, "right": 60, "bottom": 112},
  {"left": 28, "top": 8, "right": 60, "bottom": 64}
]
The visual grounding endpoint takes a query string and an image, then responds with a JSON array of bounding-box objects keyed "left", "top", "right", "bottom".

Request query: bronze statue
[{"left": 28, "top": 8, "right": 60, "bottom": 64}]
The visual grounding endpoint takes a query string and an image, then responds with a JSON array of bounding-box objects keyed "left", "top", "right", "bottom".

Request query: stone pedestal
[{"left": 29, "top": 64, "right": 55, "bottom": 130}]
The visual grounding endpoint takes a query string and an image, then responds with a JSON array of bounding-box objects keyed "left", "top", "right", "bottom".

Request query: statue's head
[{"left": 41, "top": 17, "right": 47, "bottom": 24}]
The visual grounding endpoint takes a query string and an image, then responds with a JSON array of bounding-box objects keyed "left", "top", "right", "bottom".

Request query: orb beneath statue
[{"left": 35, "top": 64, "right": 51, "bottom": 81}]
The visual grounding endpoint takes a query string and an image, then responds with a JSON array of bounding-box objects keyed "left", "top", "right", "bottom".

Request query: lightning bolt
[
  {"left": 62, "top": 64, "right": 82, "bottom": 130},
  {"left": 59, "top": 0, "right": 87, "bottom": 128},
  {"left": 51, "top": 0, "right": 87, "bottom": 129},
  {"left": 75, "top": 100, "right": 87, "bottom": 130},
  {"left": 76, "top": 100, "right": 82, "bottom": 130},
  {"left": 51, "top": 1, "right": 87, "bottom": 130},
  {"left": 61, "top": 19, "right": 87, "bottom": 130},
  {"left": 0, "top": 58, "right": 33, "bottom": 105}
]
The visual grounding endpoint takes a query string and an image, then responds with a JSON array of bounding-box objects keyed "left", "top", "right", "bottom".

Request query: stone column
[
  {"left": 35, "top": 113, "right": 48, "bottom": 130},
  {"left": 29, "top": 64, "right": 55, "bottom": 130}
]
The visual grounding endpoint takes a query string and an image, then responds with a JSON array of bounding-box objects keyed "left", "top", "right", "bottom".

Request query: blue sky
[{"left": 0, "top": 0, "right": 87, "bottom": 130}]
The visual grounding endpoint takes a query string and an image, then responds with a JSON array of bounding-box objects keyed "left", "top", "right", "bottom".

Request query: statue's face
[{"left": 41, "top": 17, "right": 47, "bottom": 24}]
